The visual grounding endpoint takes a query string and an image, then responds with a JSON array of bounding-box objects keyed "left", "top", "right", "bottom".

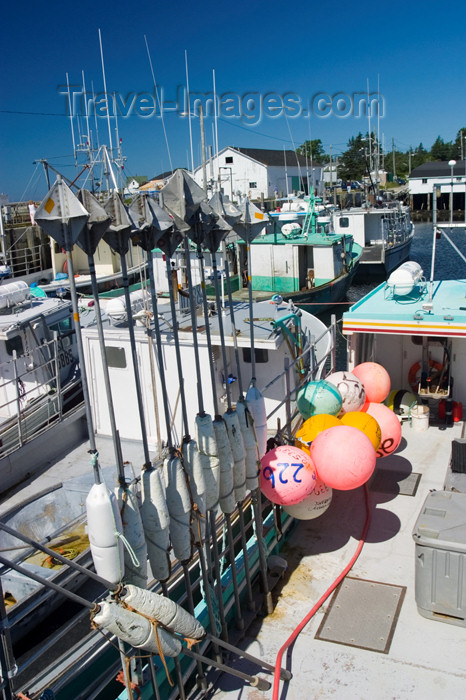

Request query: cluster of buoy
[{"left": 260, "top": 362, "right": 403, "bottom": 519}]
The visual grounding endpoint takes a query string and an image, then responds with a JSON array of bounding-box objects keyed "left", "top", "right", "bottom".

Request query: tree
[
  {"left": 430, "top": 136, "right": 454, "bottom": 161},
  {"left": 338, "top": 133, "right": 367, "bottom": 181},
  {"left": 296, "top": 139, "right": 326, "bottom": 162},
  {"left": 410, "top": 143, "right": 429, "bottom": 170},
  {"left": 452, "top": 128, "right": 466, "bottom": 160}
]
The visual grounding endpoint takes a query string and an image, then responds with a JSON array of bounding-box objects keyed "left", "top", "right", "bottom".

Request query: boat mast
[
  {"left": 66, "top": 72, "right": 77, "bottom": 166},
  {"left": 98, "top": 29, "right": 114, "bottom": 159}
]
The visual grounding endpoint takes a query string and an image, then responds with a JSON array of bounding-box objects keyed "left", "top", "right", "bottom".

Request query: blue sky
[{"left": 1, "top": 0, "right": 465, "bottom": 201}]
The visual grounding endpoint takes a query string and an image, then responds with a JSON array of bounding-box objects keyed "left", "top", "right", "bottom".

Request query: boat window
[
  {"left": 49, "top": 319, "right": 73, "bottom": 348},
  {"left": 49, "top": 318, "right": 72, "bottom": 334},
  {"left": 249, "top": 182, "right": 257, "bottom": 188},
  {"left": 225, "top": 156, "right": 233, "bottom": 164},
  {"left": 339, "top": 217, "right": 349, "bottom": 228},
  {"left": 242, "top": 347, "right": 269, "bottom": 364},
  {"left": 6, "top": 335, "right": 24, "bottom": 356},
  {"left": 105, "top": 346, "right": 127, "bottom": 369}
]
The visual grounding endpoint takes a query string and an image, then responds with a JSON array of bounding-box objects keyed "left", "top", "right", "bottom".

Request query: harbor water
[{"left": 319, "top": 221, "right": 466, "bottom": 370}]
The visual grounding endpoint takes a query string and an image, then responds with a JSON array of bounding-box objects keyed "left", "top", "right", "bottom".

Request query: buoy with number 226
[{"left": 260, "top": 444, "right": 317, "bottom": 505}]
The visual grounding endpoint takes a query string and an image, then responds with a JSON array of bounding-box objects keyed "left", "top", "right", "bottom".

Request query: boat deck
[
  {"left": 343, "top": 279, "right": 466, "bottom": 337},
  {"left": 207, "top": 417, "right": 466, "bottom": 699},
  {"left": 0, "top": 434, "right": 154, "bottom": 516}
]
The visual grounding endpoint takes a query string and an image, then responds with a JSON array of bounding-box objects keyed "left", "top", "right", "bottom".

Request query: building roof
[
  {"left": 150, "top": 169, "right": 184, "bottom": 181},
  {"left": 233, "top": 147, "right": 319, "bottom": 168},
  {"left": 410, "top": 160, "right": 466, "bottom": 178}
]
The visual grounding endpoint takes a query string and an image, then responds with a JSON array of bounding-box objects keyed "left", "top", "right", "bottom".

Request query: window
[
  {"left": 6, "top": 335, "right": 23, "bottom": 356},
  {"left": 339, "top": 217, "right": 349, "bottom": 228},
  {"left": 49, "top": 318, "right": 73, "bottom": 347},
  {"left": 105, "top": 346, "right": 127, "bottom": 368},
  {"left": 422, "top": 178, "right": 427, "bottom": 184},
  {"left": 49, "top": 318, "right": 72, "bottom": 334},
  {"left": 249, "top": 182, "right": 257, "bottom": 188},
  {"left": 242, "top": 347, "right": 269, "bottom": 364},
  {"left": 225, "top": 156, "right": 233, "bottom": 164}
]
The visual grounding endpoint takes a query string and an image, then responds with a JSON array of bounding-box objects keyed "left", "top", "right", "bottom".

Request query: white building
[
  {"left": 192, "top": 147, "right": 324, "bottom": 201},
  {"left": 409, "top": 160, "right": 466, "bottom": 210}
]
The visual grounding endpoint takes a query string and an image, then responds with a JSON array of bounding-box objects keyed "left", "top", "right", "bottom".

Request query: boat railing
[
  {"left": 261, "top": 315, "right": 336, "bottom": 439},
  {"left": 382, "top": 209, "right": 412, "bottom": 246},
  {"left": 0, "top": 315, "right": 336, "bottom": 698},
  {"left": 0, "top": 486, "right": 292, "bottom": 699},
  {"left": 0, "top": 334, "right": 81, "bottom": 457},
  {"left": 1, "top": 224, "right": 51, "bottom": 280}
]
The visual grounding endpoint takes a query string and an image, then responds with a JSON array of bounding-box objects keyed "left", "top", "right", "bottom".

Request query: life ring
[{"left": 408, "top": 359, "right": 442, "bottom": 392}]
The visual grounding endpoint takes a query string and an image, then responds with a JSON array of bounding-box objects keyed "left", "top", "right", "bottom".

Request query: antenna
[
  {"left": 377, "top": 74, "right": 380, "bottom": 193},
  {"left": 82, "top": 70, "right": 91, "bottom": 151},
  {"left": 283, "top": 145, "right": 289, "bottom": 197},
  {"left": 92, "top": 80, "right": 100, "bottom": 153},
  {"left": 98, "top": 28, "right": 114, "bottom": 154},
  {"left": 185, "top": 50, "right": 194, "bottom": 174},
  {"left": 307, "top": 113, "right": 314, "bottom": 191},
  {"left": 66, "top": 72, "right": 77, "bottom": 164},
  {"left": 213, "top": 68, "right": 219, "bottom": 188},
  {"left": 367, "top": 78, "right": 372, "bottom": 177},
  {"left": 144, "top": 35, "right": 173, "bottom": 174}
]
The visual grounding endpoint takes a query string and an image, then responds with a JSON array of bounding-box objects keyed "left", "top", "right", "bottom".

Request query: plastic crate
[{"left": 412, "top": 490, "right": 466, "bottom": 627}]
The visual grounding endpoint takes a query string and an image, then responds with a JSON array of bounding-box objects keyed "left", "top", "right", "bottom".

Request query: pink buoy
[
  {"left": 326, "top": 371, "right": 366, "bottom": 414},
  {"left": 310, "top": 425, "right": 376, "bottom": 490},
  {"left": 283, "top": 477, "right": 332, "bottom": 520},
  {"left": 352, "top": 362, "right": 391, "bottom": 403},
  {"left": 260, "top": 444, "right": 317, "bottom": 506},
  {"left": 364, "top": 402, "right": 402, "bottom": 458}
]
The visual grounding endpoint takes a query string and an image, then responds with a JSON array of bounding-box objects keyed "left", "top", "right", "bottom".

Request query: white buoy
[
  {"left": 105, "top": 289, "right": 149, "bottom": 324},
  {"left": 386, "top": 261, "right": 423, "bottom": 296},
  {"left": 213, "top": 418, "right": 235, "bottom": 515},
  {"left": 86, "top": 482, "right": 125, "bottom": 585},
  {"left": 236, "top": 400, "right": 260, "bottom": 491},
  {"left": 115, "top": 481, "right": 147, "bottom": 588},
  {"left": 182, "top": 439, "right": 207, "bottom": 544},
  {"left": 140, "top": 464, "right": 171, "bottom": 582},
  {"left": 246, "top": 383, "right": 268, "bottom": 458},
  {"left": 93, "top": 600, "right": 182, "bottom": 656},
  {"left": 163, "top": 455, "right": 193, "bottom": 563},
  {"left": 0, "top": 280, "right": 29, "bottom": 309},
  {"left": 122, "top": 584, "right": 205, "bottom": 640},
  {"left": 223, "top": 410, "right": 246, "bottom": 503},
  {"left": 195, "top": 413, "right": 220, "bottom": 512}
]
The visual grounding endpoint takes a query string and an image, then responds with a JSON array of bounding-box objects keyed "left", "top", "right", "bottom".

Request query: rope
[
  {"left": 251, "top": 502, "right": 268, "bottom": 556},
  {"left": 116, "top": 670, "right": 141, "bottom": 699},
  {"left": 199, "top": 553, "right": 222, "bottom": 636},
  {"left": 116, "top": 531, "right": 140, "bottom": 568},
  {"left": 440, "top": 227, "right": 466, "bottom": 264},
  {"left": 119, "top": 601, "right": 176, "bottom": 687}
]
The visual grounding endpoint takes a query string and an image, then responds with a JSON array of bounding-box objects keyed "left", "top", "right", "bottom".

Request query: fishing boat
[
  {"left": 2, "top": 173, "right": 462, "bottom": 700},
  {"left": 202, "top": 226, "right": 466, "bottom": 697},
  {"left": 333, "top": 199, "right": 414, "bottom": 278},
  {"left": 0, "top": 173, "right": 338, "bottom": 699},
  {"left": 0, "top": 281, "right": 87, "bottom": 494},
  {"left": 232, "top": 191, "right": 363, "bottom": 314}
]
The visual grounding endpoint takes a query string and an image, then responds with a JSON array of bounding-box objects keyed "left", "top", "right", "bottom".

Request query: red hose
[{"left": 272, "top": 484, "right": 372, "bottom": 700}]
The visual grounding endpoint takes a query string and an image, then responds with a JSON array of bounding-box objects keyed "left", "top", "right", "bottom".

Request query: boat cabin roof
[
  {"left": 94, "top": 299, "right": 328, "bottom": 352},
  {"left": 245, "top": 231, "right": 348, "bottom": 247},
  {"left": 0, "top": 297, "right": 72, "bottom": 339},
  {"left": 342, "top": 279, "right": 466, "bottom": 338}
]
